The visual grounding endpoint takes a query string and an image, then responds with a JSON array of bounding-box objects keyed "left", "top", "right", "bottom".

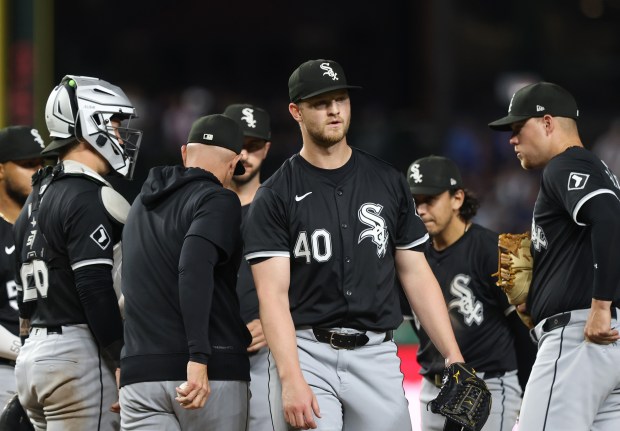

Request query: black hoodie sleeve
[{"left": 178, "top": 235, "right": 220, "bottom": 364}]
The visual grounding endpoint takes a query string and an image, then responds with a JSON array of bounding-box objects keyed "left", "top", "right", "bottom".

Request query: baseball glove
[
  {"left": 493, "top": 232, "right": 534, "bottom": 329},
  {"left": 429, "top": 363, "right": 492, "bottom": 431},
  {"left": 0, "top": 393, "right": 34, "bottom": 430}
]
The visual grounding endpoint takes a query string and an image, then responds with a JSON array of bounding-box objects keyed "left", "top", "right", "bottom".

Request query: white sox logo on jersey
[
  {"left": 358, "top": 203, "right": 389, "bottom": 258},
  {"left": 320, "top": 63, "right": 338, "bottom": 81},
  {"left": 90, "top": 225, "right": 111, "bottom": 250},
  {"left": 567, "top": 172, "right": 589, "bottom": 190},
  {"left": 241, "top": 107, "right": 257, "bottom": 129},
  {"left": 531, "top": 220, "right": 548, "bottom": 251},
  {"left": 409, "top": 163, "right": 423, "bottom": 184},
  {"left": 448, "top": 274, "right": 483, "bottom": 326}
]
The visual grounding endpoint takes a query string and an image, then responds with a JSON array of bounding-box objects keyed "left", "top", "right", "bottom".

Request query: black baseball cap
[
  {"left": 223, "top": 104, "right": 271, "bottom": 141},
  {"left": 407, "top": 156, "right": 463, "bottom": 195},
  {"left": 187, "top": 114, "right": 245, "bottom": 175},
  {"left": 488, "top": 82, "right": 579, "bottom": 131},
  {"left": 288, "top": 59, "right": 361, "bottom": 103},
  {"left": 0, "top": 125, "right": 46, "bottom": 163}
]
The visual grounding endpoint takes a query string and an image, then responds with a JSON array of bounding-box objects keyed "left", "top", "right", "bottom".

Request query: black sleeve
[
  {"left": 74, "top": 264, "right": 123, "bottom": 365},
  {"left": 178, "top": 235, "right": 219, "bottom": 365},
  {"left": 576, "top": 193, "right": 620, "bottom": 301}
]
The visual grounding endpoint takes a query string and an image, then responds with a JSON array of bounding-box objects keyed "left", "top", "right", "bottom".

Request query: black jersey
[
  {"left": 237, "top": 204, "right": 258, "bottom": 323},
  {"left": 121, "top": 166, "right": 251, "bottom": 385},
  {"left": 409, "top": 224, "right": 517, "bottom": 375},
  {"left": 243, "top": 148, "right": 428, "bottom": 331},
  {"left": 14, "top": 162, "right": 122, "bottom": 326},
  {"left": 0, "top": 218, "right": 18, "bottom": 336},
  {"left": 529, "top": 147, "right": 620, "bottom": 323}
]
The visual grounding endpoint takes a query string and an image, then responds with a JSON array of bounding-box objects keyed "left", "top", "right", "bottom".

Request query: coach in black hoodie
[{"left": 119, "top": 114, "right": 251, "bottom": 430}]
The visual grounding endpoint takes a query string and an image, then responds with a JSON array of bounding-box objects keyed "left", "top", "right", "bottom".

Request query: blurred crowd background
[{"left": 2, "top": 0, "right": 620, "bottom": 234}]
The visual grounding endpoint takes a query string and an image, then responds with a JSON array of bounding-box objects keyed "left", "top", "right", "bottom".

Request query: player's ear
[
  {"left": 0, "top": 163, "right": 5, "bottom": 181},
  {"left": 543, "top": 115, "right": 554, "bottom": 135},
  {"left": 451, "top": 189, "right": 465, "bottom": 211},
  {"left": 289, "top": 103, "right": 302, "bottom": 123},
  {"left": 181, "top": 145, "right": 188, "bottom": 167}
]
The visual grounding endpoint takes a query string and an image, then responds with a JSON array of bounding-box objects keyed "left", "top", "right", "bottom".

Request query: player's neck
[
  {"left": 0, "top": 191, "right": 21, "bottom": 224},
  {"left": 231, "top": 177, "right": 260, "bottom": 206},
  {"left": 432, "top": 218, "right": 468, "bottom": 251},
  {"left": 62, "top": 142, "right": 111, "bottom": 176},
  {"left": 300, "top": 141, "right": 352, "bottom": 169}
]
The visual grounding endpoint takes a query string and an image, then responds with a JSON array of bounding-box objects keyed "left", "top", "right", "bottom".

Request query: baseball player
[
  {"left": 404, "top": 155, "right": 536, "bottom": 431},
  {"left": 0, "top": 126, "right": 44, "bottom": 411},
  {"left": 243, "top": 58, "right": 464, "bottom": 431},
  {"left": 119, "top": 114, "right": 251, "bottom": 430},
  {"left": 224, "top": 103, "right": 273, "bottom": 431},
  {"left": 14, "top": 75, "right": 142, "bottom": 430},
  {"left": 489, "top": 82, "right": 620, "bottom": 430}
]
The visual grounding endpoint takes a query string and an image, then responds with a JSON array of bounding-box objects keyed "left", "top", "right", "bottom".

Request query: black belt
[
  {"left": 31, "top": 325, "right": 63, "bottom": 335},
  {"left": 542, "top": 308, "right": 617, "bottom": 333},
  {"left": 0, "top": 358, "right": 15, "bottom": 366},
  {"left": 425, "top": 370, "right": 505, "bottom": 388},
  {"left": 312, "top": 328, "right": 393, "bottom": 350}
]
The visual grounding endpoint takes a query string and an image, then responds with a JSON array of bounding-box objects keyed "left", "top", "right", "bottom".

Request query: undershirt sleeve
[
  {"left": 576, "top": 193, "right": 620, "bottom": 301},
  {"left": 178, "top": 235, "right": 220, "bottom": 364}
]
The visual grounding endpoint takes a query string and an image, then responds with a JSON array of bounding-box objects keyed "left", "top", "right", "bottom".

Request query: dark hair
[{"left": 449, "top": 188, "right": 480, "bottom": 222}]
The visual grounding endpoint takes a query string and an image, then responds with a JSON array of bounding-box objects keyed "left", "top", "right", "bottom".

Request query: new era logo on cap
[
  {"left": 288, "top": 59, "right": 361, "bottom": 102},
  {"left": 203, "top": 133, "right": 213, "bottom": 141}
]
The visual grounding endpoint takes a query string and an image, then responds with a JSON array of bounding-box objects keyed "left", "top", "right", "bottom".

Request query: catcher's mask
[{"left": 43, "top": 75, "right": 143, "bottom": 180}]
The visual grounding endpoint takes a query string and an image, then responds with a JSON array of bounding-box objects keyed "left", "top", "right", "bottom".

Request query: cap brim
[
  {"left": 488, "top": 115, "right": 532, "bottom": 131},
  {"left": 234, "top": 160, "right": 245, "bottom": 175},
  {"left": 295, "top": 85, "right": 362, "bottom": 102},
  {"left": 409, "top": 186, "right": 449, "bottom": 196}
]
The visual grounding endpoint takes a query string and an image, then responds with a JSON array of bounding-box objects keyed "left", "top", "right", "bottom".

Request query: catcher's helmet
[
  {"left": 0, "top": 394, "right": 34, "bottom": 430},
  {"left": 43, "top": 75, "right": 143, "bottom": 179}
]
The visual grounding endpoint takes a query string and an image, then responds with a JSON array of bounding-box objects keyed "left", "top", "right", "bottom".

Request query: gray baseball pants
[
  {"left": 249, "top": 347, "right": 271, "bottom": 431},
  {"left": 120, "top": 380, "right": 249, "bottom": 430},
  {"left": 15, "top": 324, "right": 119, "bottom": 431},
  {"left": 518, "top": 308, "right": 620, "bottom": 430},
  {"left": 269, "top": 328, "right": 412, "bottom": 431}
]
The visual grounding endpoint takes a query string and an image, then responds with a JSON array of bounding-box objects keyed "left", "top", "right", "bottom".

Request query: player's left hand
[
  {"left": 584, "top": 300, "right": 620, "bottom": 344},
  {"left": 247, "top": 319, "right": 267, "bottom": 352}
]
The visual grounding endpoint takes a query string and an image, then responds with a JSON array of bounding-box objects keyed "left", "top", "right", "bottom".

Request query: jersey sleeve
[
  {"left": 544, "top": 153, "right": 620, "bottom": 226},
  {"left": 186, "top": 190, "right": 241, "bottom": 261},
  {"left": 394, "top": 174, "right": 429, "bottom": 251},
  {"left": 63, "top": 189, "right": 116, "bottom": 270},
  {"left": 243, "top": 186, "right": 290, "bottom": 261}
]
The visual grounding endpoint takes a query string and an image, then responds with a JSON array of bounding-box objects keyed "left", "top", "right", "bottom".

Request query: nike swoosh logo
[
  {"left": 5, "top": 245, "right": 15, "bottom": 255},
  {"left": 295, "top": 192, "right": 313, "bottom": 202}
]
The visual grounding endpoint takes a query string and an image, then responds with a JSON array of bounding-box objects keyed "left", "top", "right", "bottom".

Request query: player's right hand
[
  {"left": 247, "top": 319, "right": 267, "bottom": 352},
  {"left": 282, "top": 376, "right": 321, "bottom": 429},
  {"left": 584, "top": 300, "right": 620, "bottom": 345},
  {"left": 175, "top": 361, "right": 210, "bottom": 409}
]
